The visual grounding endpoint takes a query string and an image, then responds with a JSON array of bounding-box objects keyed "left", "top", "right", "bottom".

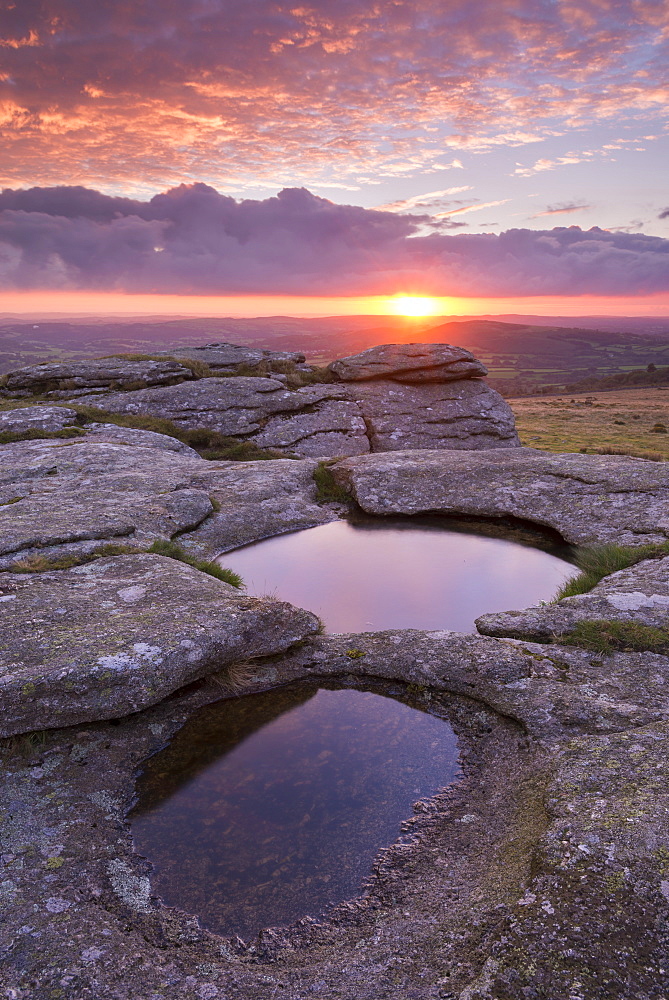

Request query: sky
[{"left": 0, "top": 0, "right": 668, "bottom": 317}]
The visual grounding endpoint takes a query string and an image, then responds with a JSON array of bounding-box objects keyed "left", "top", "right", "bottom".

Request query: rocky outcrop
[
  {"left": 476, "top": 554, "right": 669, "bottom": 640},
  {"left": 0, "top": 553, "right": 320, "bottom": 736},
  {"left": 349, "top": 378, "right": 519, "bottom": 450},
  {"left": 333, "top": 447, "right": 669, "bottom": 545},
  {"left": 0, "top": 438, "right": 333, "bottom": 569},
  {"left": 152, "top": 342, "right": 308, "bottom": 372},
  {"left": 0, "top": 357, "right": 196, "bottom": 397},
  {"left": 0, "top": 341, "right": 519, "bottom": 455},
  {"left": 0, "top": 404, "right": 80, "bottom": 433},
  {"left": 75, "top": 378, "right": 371, "bottom": 458},
  {"left": 327, "top": 342, "right": 487, "bottom": 382},
  {"left": 2, "top": 415, "right": 669, "bottom": 998}
]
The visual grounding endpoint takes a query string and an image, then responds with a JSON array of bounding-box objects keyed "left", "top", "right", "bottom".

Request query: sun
[{"left": 389, "top": 295, "right": 441, "bottom": 317}]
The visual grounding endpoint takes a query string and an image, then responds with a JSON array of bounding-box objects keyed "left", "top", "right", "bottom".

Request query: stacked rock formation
[{"left": 0, "top": 340, "right": 519, "bottom": 456}]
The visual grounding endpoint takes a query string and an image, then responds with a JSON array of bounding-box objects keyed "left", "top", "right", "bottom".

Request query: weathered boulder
[
  {"left": 74, "top": 371, "right": 516, "bottom": 457},
  {"left": 0, "top": 357, "right": 195, "bottom": 397},
  {"left": 3, "top": 624, "right": 669, "bottom": 998},
  {"left": 0, "top": 404, "right": 80, "bottom": 433},
  {"left": 476, "top": 555, "right": 669, "bottom": 640},
  {"left": 333, "top": 448, "right": 669, "bottom": 545},
  {"left": 76, "top": 378, "right": 370, "bottom": 457},
  {"left": 0, "top": 403, "right": 200, "bottom": 454},
  {"left": 328, "top": 342, "right": 487, "bottom": 382},
  {"left": 152, "top": 342, "right": 307, "bottom": 372},
  {"left": 0, "top": 553, "right": 320, "bottom": 736},
  {"left": 349, "top": 378, "right": 519, "bottom": 450},
  {"left": 79, "top": 423, "right": 199, "bottom": 455}
]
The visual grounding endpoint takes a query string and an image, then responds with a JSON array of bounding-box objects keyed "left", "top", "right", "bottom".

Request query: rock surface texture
[
  {"left": 0, "top": 357, "right": 196, "bottom": 397},
  {"left": 1, "top": 341, "right": 519, "bottom": 455},
  {"left": 0, "top": 553, "right": 320, "bottom": 736},
  {"left": 327, "top": 342, "right": 487, "bottom": 382},
  {"left": 334, "top": 447, "right": 669, "bottom": 544},
  {"left": 2, "top": 344, "right": 669, "bottom": 1000},
  {"left": 0, "top": 438, "right": 334, "bottom": 569},
  {"left": 477, "top": 554, "right": 669, "bottom": 639}
]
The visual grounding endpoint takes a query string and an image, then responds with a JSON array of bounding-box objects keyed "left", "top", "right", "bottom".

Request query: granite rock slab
[
  {"left": 349, "top": 378, "right": 519, "bottom": 450},
  {"left": 0, "top": 439, "right": 331, "bottom": 568},
  {"left": 75, "top": 378, "right": 368, "bottom": 457},
  {"left": 334, "top": 447, "right": 669, "bottom": 545},
  {"left": 0, "top": 552, "right": 320, "bottom": 736},
  {"left": 1, "top": 357, "right": 194, "bottom": 397},
  {"left": 477, "top": 554, "right": 669, "bottom": 640},
  {"left": 0, "top": 404, "right": 79, "bottom": 433},
  {"left": 328, "top": 342, "right": 487, "bottom": 382},
  {"left": 152, "top": 342, "right": 307, "bottom": 371}
]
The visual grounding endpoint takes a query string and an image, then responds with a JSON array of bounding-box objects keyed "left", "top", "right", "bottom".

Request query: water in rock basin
[
  {"left": 217, "top": 516, "right": 575, "bottom": 633},
  {"left": 130, "top": 683, "right": 460, "bottom": 940}
]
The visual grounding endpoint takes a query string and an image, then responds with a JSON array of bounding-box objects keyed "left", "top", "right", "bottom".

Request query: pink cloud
[
  {"left": 0, "top": 2, "right": 666, "bottom": 191},
  {"left": 1, "top": 183, "right": 668, "bottom": 298}
]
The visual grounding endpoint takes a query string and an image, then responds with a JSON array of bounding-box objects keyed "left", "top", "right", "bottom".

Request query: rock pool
[
  {"left": 218, "top": 516, "right": 575, "bottom": 632},
  {"left": 130, "top": 681, "right": 460, "bottom": 939}
]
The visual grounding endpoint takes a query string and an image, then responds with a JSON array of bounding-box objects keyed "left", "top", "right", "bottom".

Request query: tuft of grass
[
  {"left": 592, "top": 445, "right": 665, "bottom": 461},
  {"left": 147, "top": 538, "right": 243, "bottom": 587},
  {"left": 2, "top": 729, "right": 48, "bottom": 754},
  {"left": 560, "top": 620, "right": 669, "bottom": 655},
  {"left": 10, "top": 543, "right": 140, "bottom": 574},
  {"left": 0, "top": 427, "right": 85, "bottom": 445},
  {"left": 313, "top": 461, "right": 351, "bottom": 504},
  {"left": 209, "top": 660, "right": 257, "bottom": 694},
  {"left": 554, "top": 541, "right": 669, "bottom": 599}
]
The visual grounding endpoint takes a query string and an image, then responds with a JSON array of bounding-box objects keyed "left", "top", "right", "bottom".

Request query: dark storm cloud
[{"left": 1, "top": 183, "right": 668, "bottom": 297}]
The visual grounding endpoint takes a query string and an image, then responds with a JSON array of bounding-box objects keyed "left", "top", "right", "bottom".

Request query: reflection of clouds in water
[{"left": 221, "top": 521, "right": 573, "bottom": 634}]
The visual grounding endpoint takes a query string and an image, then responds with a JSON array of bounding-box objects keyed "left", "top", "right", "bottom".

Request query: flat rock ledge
[
  {"left": 327, "top": 342, "right": 487, "bottom": 382},
  {"left": 477, "top": 554, "right": 669, "bottom": 640},
  {"left": 0, "top": 553, "right": 320, "bottom": 737},
  {"left": 0, "top": 438, "right": 333, "bottom": 569},
  {"left": 333, "top": 447, "right": 669, "bottom": 545}
]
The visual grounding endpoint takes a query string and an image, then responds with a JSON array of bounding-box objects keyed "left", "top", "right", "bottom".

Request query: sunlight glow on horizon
[
  {"left": 1, "top": 290, "right": 669, "bottom": 320},
  {"left": 390, "top": 296, "right": 443, "bottom": 317}
]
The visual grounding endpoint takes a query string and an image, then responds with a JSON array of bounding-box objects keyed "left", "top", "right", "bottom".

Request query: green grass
[
  {"left": 147, "top": 538, "right": 243, "bottom": 587},
  {"left": 10, "top": 543, "right": 140, "bottom": 573},
  {"left": 554, "top": 541, "right": 669, "bottom": 599},
  {"left": 0, "top": 426, "right": 85, "bottom": 444},
  {"left": 561, "top": 620, "right": 669, "bottom": 655},
  {"left": 7, "top": 538, "right": 244, "bottom": 587},
  {"left": 313, "top": 461, "right": 352, "bottom": 504}
]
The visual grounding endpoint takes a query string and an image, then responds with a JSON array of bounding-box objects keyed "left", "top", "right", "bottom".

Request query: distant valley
[{"left": 2, "top": 313, "right": 669, "bottom": 396}]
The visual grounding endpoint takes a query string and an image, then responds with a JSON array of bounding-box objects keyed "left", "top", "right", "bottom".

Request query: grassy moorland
[{"left": 509, "top": 387, "right": 669, "bottom": 461}]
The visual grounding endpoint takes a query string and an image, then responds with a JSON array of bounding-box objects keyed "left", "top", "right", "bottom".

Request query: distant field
[{"left": 509, "top": 387, "right": 669, "bottom": 460}]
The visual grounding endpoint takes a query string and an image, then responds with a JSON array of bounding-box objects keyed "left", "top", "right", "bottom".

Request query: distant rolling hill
[{"left": 1, "top": 314, "right": 669, "bottom": 395}]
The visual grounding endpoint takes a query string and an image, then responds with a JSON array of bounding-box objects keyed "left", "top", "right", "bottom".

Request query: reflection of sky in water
[
  {"left": 219, "top": 520, "right": 574, "bottom": 633},
  {"left": 130, "top": 685, "right": 460, "bottom": 939}
]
